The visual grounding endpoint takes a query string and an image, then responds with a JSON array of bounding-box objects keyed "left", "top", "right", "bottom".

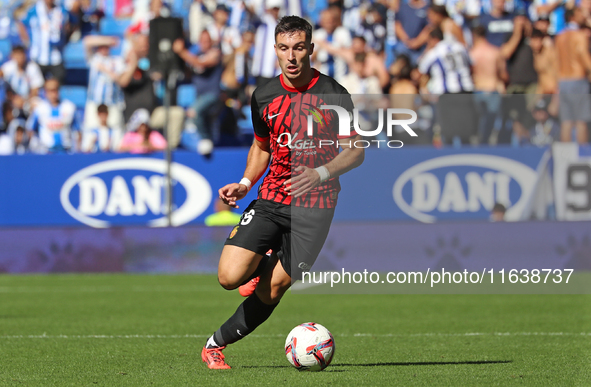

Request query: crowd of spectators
[{"left": 0, "top": 0, "right": 590, "bottom": 155}]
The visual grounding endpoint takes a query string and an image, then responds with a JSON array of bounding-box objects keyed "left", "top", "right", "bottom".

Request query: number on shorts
[{"left": 241, "top": 209, "right": 255, "bottom": 225}]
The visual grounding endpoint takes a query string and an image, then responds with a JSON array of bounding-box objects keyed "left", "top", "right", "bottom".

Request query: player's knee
[{"left": 218, "top": 272, "right": 240, "bottom": 290}]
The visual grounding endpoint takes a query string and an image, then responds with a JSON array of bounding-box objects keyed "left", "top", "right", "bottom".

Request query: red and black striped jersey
[{"left": 251, "top": 69, "right": 355, "bottom": 208}]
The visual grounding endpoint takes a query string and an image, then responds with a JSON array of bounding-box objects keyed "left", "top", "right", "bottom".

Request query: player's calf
[{"left": 255, "top": 258, "right": 292, "bottom": 305}]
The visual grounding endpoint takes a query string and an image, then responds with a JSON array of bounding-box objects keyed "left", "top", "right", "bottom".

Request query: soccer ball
[{"left": 284, "top": 322, "right": 335, "bottom": 371}]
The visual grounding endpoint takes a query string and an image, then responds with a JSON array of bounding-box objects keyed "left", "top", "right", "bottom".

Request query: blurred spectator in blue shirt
[
  {"left": 395, "top": 0, "right": 430, "bottom": 65},
  {"left": 478, "top": 0, "right": 516, "bottom": 47},
  {"left": 173, "top": 31, "right": 223, "bottom": 155},
  {"left": 18, "top": 0, "right": 76, "bottom": 83}
]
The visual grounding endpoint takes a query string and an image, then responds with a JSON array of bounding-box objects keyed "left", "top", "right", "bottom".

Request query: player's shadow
[
  {"left": 241, "top": 360, "right": 512, "bottom": 369},
  {"left": 332, "top": 360, "right": 513, "bottom": 367}
]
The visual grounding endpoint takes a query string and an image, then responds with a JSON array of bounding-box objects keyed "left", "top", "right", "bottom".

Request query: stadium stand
[
  {"left": 177, "top": 84, "right": 196, "bottom": 109},
  {"left": 60, "top": 86, "right": 88, "bottom": 109},
  {"left": 0, "top": 40, "right": 11, "bottom": 65},
  {"left": 63, "top": 42, "right": 88, "bottom": 69},
  {"left": 99, "top": 18, "right": 132, "bottom": 37},
  {"left": 0, "top": 0, "right": 588, "bottom": 155}
]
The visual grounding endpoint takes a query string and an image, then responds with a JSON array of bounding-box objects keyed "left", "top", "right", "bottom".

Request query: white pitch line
[
  {"left": 352, "top": 332, "right": 591, "bottom": 337},
  {"left": 0, "top": 286, "right": 215, "bottom": 293},
  {"left": 0, "top": 332, "right": 590, "bottom": 339}
]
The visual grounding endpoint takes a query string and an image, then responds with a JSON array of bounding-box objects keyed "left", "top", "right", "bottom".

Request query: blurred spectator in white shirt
[
  {"left": 26, "top": 79, "right": 81, "bottom": 153},
  {"left": 207, "top": 4, "right": 242, "bottom": 56},
  {"left": 83, "top": 35, "right": 125, "bottom": 134},
  {"left": 0, "top": 125, "right": 41, "bottom": 154},
  {"left": 18, "top": 0, "right": 75, "bottom": 83},
  {"left": 251, "top": 0, "right": 282, "bottom": 85},
  {"left": 0, "top": 45, "right": 45, "bottom": 100},
  {"left": 312, "top": 7, "right": 352, "bottom": 80},
  {"left": 83, "top": 103, "right": 122, "bottom": 152},
  {"left": 189, "top": 0, "right": 215, "bottom": 44},
  {"left": 339, "top": 52, "right": 382, "bottom": 94}
]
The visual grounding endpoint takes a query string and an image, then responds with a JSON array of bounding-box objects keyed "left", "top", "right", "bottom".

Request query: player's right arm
[{"left": 219, "top": 138, "right": 271, "bottom": 208}]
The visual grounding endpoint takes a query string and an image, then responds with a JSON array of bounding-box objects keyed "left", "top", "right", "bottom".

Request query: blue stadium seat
[
  {"left": 172, "top": 0, "right": 192, "bottom": 16},
  {"left": 60, "top": 86, "right": 87, "bottom": 109},
  {"left": 63, "top": 42, "right": 87, "bottom": 69},
  {"left": 100, "top": 18, "right": 132, "bottom": 37},
  {"left": 64, "top": 68, "right": 89, "bottom": 87},
  {"left": 177, "top": 84, "right": 196, "bottom": 108},
  {"left": 103, "top": 0, "right": 116, "bottom": 17},
  {"left": 238, "top": 105, "right": 253, "bottom": 134},
  {"left": 0, "top": 39, "right": 11, "bottom": 65},
  {"left": 109, "top": 41, "right": 123, "bottom": 56}
]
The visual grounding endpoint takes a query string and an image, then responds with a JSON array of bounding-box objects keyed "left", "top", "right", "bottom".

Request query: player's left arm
[{"left": 285, "top": 135, "right": 364, "bottom": 198}]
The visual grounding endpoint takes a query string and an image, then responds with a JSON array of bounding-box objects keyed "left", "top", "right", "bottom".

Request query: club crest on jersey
[
  {"left": 302, "top": 103, "right": 328, "bottom": 128},
  {"left": 229, "top": 226, "right": 239, "bottom": 239}
]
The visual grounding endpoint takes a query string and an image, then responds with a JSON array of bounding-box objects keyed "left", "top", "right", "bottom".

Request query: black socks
[{"left": 206, "top": 292, "right": 278, "bottom": 348}]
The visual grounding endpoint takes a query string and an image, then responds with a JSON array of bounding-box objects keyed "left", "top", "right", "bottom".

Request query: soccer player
[{"left": 201, "top": 15, "right": 364, "bottom": 369}]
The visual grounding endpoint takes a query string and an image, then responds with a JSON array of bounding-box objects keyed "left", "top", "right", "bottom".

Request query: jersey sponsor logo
[
  {"left": 46, "top": 119, "right": 65, "bottom": 131},
  {"left": 392, "top": 155, "right": 537, "bottom": 222},
  {"left": 487, "top": 20, "right": 514, "bottom": 33},
  {"left": 60, "top": 158, "right": 212, "bottom": 228}
]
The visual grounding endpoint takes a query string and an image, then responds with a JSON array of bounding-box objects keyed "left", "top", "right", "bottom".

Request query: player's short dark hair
[
  {"left": 430, "top": 4, "right": 449, "bottom": 17},
  {"left": 429, "top": 27, "right": 444, "bottom": 41},
  {"left": 275, "top": 16, "right": 313, "bottom": 44},
  {"left": 472, "top": 25, "right": 487, "bottom": 38},
  {"left": 97, "top": 104, "right": 109, "bottom": 114},
  {"left": 492, "top": 203, "right": 506, "bottom": 213}
]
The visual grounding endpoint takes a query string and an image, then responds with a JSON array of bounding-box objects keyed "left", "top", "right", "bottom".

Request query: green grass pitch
[{"left": 0, "top": 274, "right": 589, "bottom": 386}]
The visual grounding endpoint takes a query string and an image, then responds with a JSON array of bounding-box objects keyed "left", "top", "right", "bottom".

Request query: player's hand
[
  {"left": 219, "top": 183, "right": 249, "bottom": 208},
  {"left": 283, "top": 166, "right": 321, "bottom": 198},
  {"left": 172, "top": 38, "right": 185, "bottom": 54}
]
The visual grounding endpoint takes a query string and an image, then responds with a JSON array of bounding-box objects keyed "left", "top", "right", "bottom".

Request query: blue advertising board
[
  {"left": 0, "top": 146, "right": 548, "bottom": 227},
  {"left": 0, "top": 151, "right": 257, "bottom": 227},
  {"left": 338, "top": 146, "right": 548, "bottom": 222}
]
